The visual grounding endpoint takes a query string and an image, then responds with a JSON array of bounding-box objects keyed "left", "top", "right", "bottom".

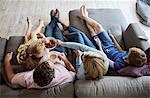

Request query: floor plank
[{"left": 0, "top": 0, "right": 149, "bottom": 42}]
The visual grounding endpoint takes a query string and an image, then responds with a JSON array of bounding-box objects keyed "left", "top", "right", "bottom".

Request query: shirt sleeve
[
  {"left": 63, "top": 42, "right": 101, "bottom": 52},
  {"left": 113, "top": 61, "right": 126, "bottom": 70},
  {"left": 75, "top": 54, "right": 85, "bottom": 80},
  {"left": 11, "top": 70, "right": 33, "bottom": 87},
  {"left": 63, "top": 42, "right": 109, "bottom": 72}
]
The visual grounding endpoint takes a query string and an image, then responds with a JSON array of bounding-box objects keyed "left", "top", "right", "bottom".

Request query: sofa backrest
[{"left": 69, "top": 9, "right": 128, "bottom": 49}]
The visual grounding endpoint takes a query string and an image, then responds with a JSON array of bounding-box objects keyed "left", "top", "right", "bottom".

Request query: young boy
[{"left": 79, "top": 5, "right": 147, "bottom": 69}]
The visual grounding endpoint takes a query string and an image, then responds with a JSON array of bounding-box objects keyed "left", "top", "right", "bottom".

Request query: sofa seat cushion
[
  {"left": 75, "top": 76, "right": 150, "bottom": 98},
  {"left": 0, "top": 82, "right": 74, "bottom": 98}
]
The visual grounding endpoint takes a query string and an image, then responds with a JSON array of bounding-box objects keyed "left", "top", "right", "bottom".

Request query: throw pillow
[
  {"left": 118, "top": 64, "right": 150, "bottom": 77},
  {"left": 136, "top": 0, "right": 150, "bottom": 27}
]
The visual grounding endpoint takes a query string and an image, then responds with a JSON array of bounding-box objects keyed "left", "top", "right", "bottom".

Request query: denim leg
[
  {"left": 53, "top": 24, "right": 65, "bottom": 41},
  {"left": 67, "top": 26, "right": 96, "bottom": 49},
  {"left": 97, "top": 31, "right": 114, "bottom": 46},
  {"left": 96, "top": 31, "right": 116, "bottom": 55},
  {"left": 52, "top": 24, "right": 67, "bottom": 54},
  {"left": 65, "top": 32, "right": 85, "bottom": 43},
  {"left": 44, "top": 16, "right": 58, "bottom": 37}
]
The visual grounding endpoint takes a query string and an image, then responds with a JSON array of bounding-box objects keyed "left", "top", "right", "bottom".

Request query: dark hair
[{"left": 33, "top": 61, "right": 54, "bottom": 87}]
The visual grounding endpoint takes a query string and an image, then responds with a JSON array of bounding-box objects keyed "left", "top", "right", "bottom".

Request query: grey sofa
[{"left": 0, "top": 9, "right": 150, "bottom": 98}]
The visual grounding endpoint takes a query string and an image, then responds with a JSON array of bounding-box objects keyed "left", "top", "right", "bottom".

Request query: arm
[
  {"left": 58, "top": 53, "right": 76, "bottom": 72},
  {"left": 93, "top": 37, "right": 103, "bottom": 51},
  {"left": 57, "top": 39, "right": 103, "bottom": 53},
  {"left": 57, "top": 40, "right": 109, "bottom": 70},
  {"left": 4, "top": 52, "right": 15, "bottom": 83},
  {"left": 109, "top": 34, "right": 124, "bottom": 52}
]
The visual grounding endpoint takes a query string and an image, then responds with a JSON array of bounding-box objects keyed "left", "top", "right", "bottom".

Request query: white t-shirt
[{"left": 11, "top": 51, "right": 75, "bottom": 89}]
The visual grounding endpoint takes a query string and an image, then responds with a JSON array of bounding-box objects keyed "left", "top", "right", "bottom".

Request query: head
[
  {"left": 127, "top": 47, "right": 147, "bottom": 67},
  {"left": 33, "top": 61, "right": 55, "bottom": 87},
  {"left": 82, "top": 51, "right": 106, "bottom": 80},
  {"left": 27, "top": 40, "right": 45, "bottom": 58}
]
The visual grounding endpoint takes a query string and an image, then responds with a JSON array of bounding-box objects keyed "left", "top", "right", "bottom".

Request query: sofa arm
[
  {"left": 123, "top": 23, "right": 150, "bottom": 51},
  {"left": 0, "top": 38, "right": 7, "bottom": 85}
]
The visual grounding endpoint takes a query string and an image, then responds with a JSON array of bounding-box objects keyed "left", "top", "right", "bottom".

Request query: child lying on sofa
[{"left": 78, "top": 5, "right": 147, "bottom": 69}]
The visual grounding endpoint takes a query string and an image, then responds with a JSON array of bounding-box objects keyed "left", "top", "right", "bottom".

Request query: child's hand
[
  {"left": 42, "top": 38, "right": 50, "bottom": 44},
  {"left": 73, "top": 50, "right": 82, "bottom": 57},
  {"left": 94, "top": 37, "right": 99, "bottom": 45}
]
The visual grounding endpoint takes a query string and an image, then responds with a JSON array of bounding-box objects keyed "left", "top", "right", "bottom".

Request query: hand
[
  {"left": 42, "top": 38, "right": 50, "bottom": 44},
  {"left": 45, "top": 38, "right": 57, "bottom": 48},
  {"left": 58, "top": 53, "right": 67, "bottom": 61},
  {"left": 94, "top": 37, "right": 99, "bottom": 44},
  {"left": 56, "top": 39, "right": 64, "bottom": 46},
  {"left": 4, "top": 52, "right": 13, "bottom": 63},
  {"left": 73, "top": 50, "right": 82, "bottom": 57}
]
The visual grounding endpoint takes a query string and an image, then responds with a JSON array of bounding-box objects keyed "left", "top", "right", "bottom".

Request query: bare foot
[
  {"left": 80, "top": 5, "right": 88, "bottom": 19},
  {"left": 50, "top": 9, "right": 56, "bottom": 17},
  {"left": 83, "top": 5, "right": 88, "bottom": 17},
  {"left": 27, "top": 17, "right": 33, "bottom": 27},
  {"left": 55, "top": 9, "right": 60, "bottom": 18},
  {"left": 39, "top": 19, "right": 45, "bottom": 28}
]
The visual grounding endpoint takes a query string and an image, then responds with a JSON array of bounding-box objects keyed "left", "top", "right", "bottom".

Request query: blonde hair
[
  {"left": 128, "top": 48, "right": 147, "bottom": 67},
  {"left": 27, "top": 40, "right": 45, "bottom": 57},
  {"left": 83, "top": 51, "right": 105, "bottom": 80}
]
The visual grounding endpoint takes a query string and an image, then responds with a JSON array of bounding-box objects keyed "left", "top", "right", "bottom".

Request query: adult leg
[
  {"left": 67, "top": 26, "right": 96, "bottom": 49},
  {"left": 50, "top": 10, "right": 67, "bottom": 54},
  {"left": 80, "top": 5, "right": 104, "bottom": 35},
  {"left": 59, "top": 19, "right": 96, "bottom": 48},
  {"left": 44, "top": 10, "right": 58, "bottom": 37}
]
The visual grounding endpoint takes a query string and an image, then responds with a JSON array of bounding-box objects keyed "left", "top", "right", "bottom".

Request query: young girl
[{"left": 17, "top": 17, "right": 47, "bottom": 71}]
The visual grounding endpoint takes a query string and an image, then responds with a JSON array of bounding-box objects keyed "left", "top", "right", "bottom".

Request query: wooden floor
[{"left": 0, "top": 0, "right": 150, "bottom": 42}]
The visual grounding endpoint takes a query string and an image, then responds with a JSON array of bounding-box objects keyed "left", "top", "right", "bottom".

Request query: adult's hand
[
  {"left": 4, "top": 52, "right": 13, "bottom": 63},
  {"left": 56, "top": 39, "right": 64, "bottom": 46}
]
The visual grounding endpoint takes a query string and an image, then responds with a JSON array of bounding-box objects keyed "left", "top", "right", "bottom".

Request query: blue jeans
[
  {"left": 44, "top": 16, "right": 67, "bottom": 54},
  {"left": 65, "top": 26, "right": 98, "bottom": 80},
  {"left": 96, "top": 31, "right": 128, "bottom": 61},
  {"left": 65, "top": 26, "right": 97, "bottom": 49}
]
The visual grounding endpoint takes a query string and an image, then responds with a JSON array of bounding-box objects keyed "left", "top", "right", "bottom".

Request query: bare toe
[
  {"left": 39, "top": 19, "right": 45, "bottom": 27},
  {"left": 83, "top": 5, "right": 88, "bottom": 16},
  {"left": 80, "top": 5, "right": 85, "bottom": 18},
  {"left": 27, "top": 17, "right": 33, "bottom": 27},
  {"left": 55, "top": 9, "right": 60, "bottom": 18},
  {"left": 50, "top": 10, "right": 55, "bottom": 17}
]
